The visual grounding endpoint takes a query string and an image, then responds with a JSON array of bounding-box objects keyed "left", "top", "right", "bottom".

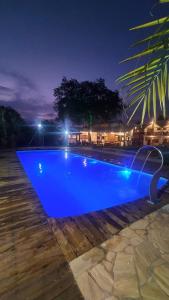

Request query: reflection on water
[
  {"left": 89, "top": 160, "right": 97, "bottom": 164},
  {"left": 83, "top": 158, "right": 87, "bottom": 167},
  {"left": 38, "top": 162, "right": 43, "bottom": 174},
  {"left": 64, "top": 151, "right": 68, "bottom": 160}
]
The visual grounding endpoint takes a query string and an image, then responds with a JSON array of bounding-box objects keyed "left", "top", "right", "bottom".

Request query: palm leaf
[
  {"left": 157, "top": 76, "right": 162, "bottom": 108},
  {"left": 118, "top": 56, "right": 169, "bottom": 82},
  {"left": 147, "top": 88, "right": 151, "bottom": 117},
  {"left": 127, "top": 84, "right": 149, "bottom": 97},
  {"left": 129, "top": 91, "right": 145, "bottom": 106},
  {"left": 125, "top": 71, "right": 157, "bottom": 86},
  {"left": 153, "top": 81, "right": 157, "bottom": 121},
  {"left": 127, "top": 98, "right": 143, "bottom": 123},
  {"left": 130, "top": 17, "right": 169, "bottom": 31},
  {"left": 141, "top": 96, "right": 147, "bottom": 124},
  {"left": 168, "top": 73, "right": 169, "bottom": 99},
  {"left": 131, "top": 28, "right": 169, "bottom": 47},
  {"left": 129, "top": 79, "right": 151, "bottom": 91},
  {"left": 160, "top": 0, "right": 169, "bottom": 3},
  {"left": 121, "top": 43, "right": 165, "bottom": 63}
]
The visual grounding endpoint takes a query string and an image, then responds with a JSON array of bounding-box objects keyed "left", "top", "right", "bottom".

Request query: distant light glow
[
  {"left": 65, "top": 130, "right": 69, "bottom": 135},
  {"left": 118, "top": 132, "right": 124, "bottom": 136},
  {"left": 37, "top": 123, "right": 42, "bottom": 129}
]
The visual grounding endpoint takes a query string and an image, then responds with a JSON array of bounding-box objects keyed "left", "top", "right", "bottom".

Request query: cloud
[
  {"left": 0, "top": 68, "right": 36, "bottom": 91},
  {"left": 0, "top": 69, "right": 55, "bottom": 121},
  {"left": 0, "top": 85, "right": 13, "bottom": 92},
  {"left": 0, "top": 85, "right": 15, "bottom": 100}
]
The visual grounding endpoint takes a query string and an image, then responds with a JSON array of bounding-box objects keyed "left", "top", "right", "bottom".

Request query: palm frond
[{"left": 117, "top": 2, "right": 169, "bottom": 124}]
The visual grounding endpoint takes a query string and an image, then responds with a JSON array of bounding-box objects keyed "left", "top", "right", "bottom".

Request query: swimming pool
[{"left": 17, "top": 150, "right": 167, "bottom": 218}]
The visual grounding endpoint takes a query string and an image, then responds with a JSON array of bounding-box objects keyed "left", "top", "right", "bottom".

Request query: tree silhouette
[
  {"left": 0, "top": 106, "right": 29, "bottom": 147},
  {"left": 53, "top": 77, "right": 123, "bottom": 129}
]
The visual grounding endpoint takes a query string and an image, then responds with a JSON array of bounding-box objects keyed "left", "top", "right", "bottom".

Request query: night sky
[{"left": 0, "top": 0, "right": 167, "bottom": 121}]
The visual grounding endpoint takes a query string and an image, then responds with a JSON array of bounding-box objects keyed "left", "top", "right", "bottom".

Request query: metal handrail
[
  {"left": 135, "top": 149, "right": 155, "bottom": 185},
  {"left": 130, "top": 145, "right": 164, "bottom": 204}
]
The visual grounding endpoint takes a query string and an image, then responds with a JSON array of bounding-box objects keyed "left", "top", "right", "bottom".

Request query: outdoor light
[
  {"left": 37, "top": 123, "right": 42, "bottom": 129},
  {"left": 120, "top": 169, "right": 131, "bottom": 179},
  {"left": 65, "top": 130, "right": 69, "bottom": 135}
]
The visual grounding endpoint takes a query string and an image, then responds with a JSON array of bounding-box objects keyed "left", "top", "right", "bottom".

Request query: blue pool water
[{"left": 17, "top": 150, "right": 167, "bottom": 218}]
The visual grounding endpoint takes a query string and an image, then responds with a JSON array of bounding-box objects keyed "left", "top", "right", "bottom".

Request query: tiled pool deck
[
  {"left": 70, "top": 205, "right": 169, "bottom": 300},
  {"left": 0, "top": 148, "right": 169, "bottom": 299}
]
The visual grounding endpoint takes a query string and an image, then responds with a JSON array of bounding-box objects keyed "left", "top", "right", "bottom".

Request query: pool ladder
[{"left": 130, "top": 145, "right": 164, "bottom": 204}]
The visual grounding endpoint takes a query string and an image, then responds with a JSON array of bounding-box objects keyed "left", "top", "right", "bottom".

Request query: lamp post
[{"left": 37, "top": 123, "right": 44, "bottom": 147}]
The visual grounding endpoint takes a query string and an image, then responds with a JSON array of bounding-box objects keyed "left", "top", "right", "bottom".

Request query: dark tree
[
  {"left": 0, "top": 106, "right": 29, "bottom": 147},
  {"left": 53, "top": 77, "right": 123, "bottom": 128}
]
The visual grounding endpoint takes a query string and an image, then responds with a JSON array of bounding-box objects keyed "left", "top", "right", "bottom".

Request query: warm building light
[{"left": 118, "top": 132, "right": 124, "bottom": 136}]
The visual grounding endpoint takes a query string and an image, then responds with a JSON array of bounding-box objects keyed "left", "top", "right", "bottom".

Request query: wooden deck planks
[{"left": 0, "top": 151, "right": 83, "bottom": 300}]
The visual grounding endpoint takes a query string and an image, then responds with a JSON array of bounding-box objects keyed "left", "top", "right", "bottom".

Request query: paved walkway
[{"left": 70, "top": 204, "right": 169, "bottom": 300}]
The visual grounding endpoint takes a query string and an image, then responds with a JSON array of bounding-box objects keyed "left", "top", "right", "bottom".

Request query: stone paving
[{"left": 70, "top": 204, "right": 169, "bottom": 300}]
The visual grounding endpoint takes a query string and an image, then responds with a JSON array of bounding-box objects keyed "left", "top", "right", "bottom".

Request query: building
[
  {"left": 132, "top": 125, "right": 145, "bottom": 146},
  {"left": 68, "top": 122, "right": 133, "bottom": 146},
  {"left": 143, "top": 120, "right": 169, "bottom": 146},
  {"left": 68, "top": 119, "right": 169, "bottom": 147}
]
